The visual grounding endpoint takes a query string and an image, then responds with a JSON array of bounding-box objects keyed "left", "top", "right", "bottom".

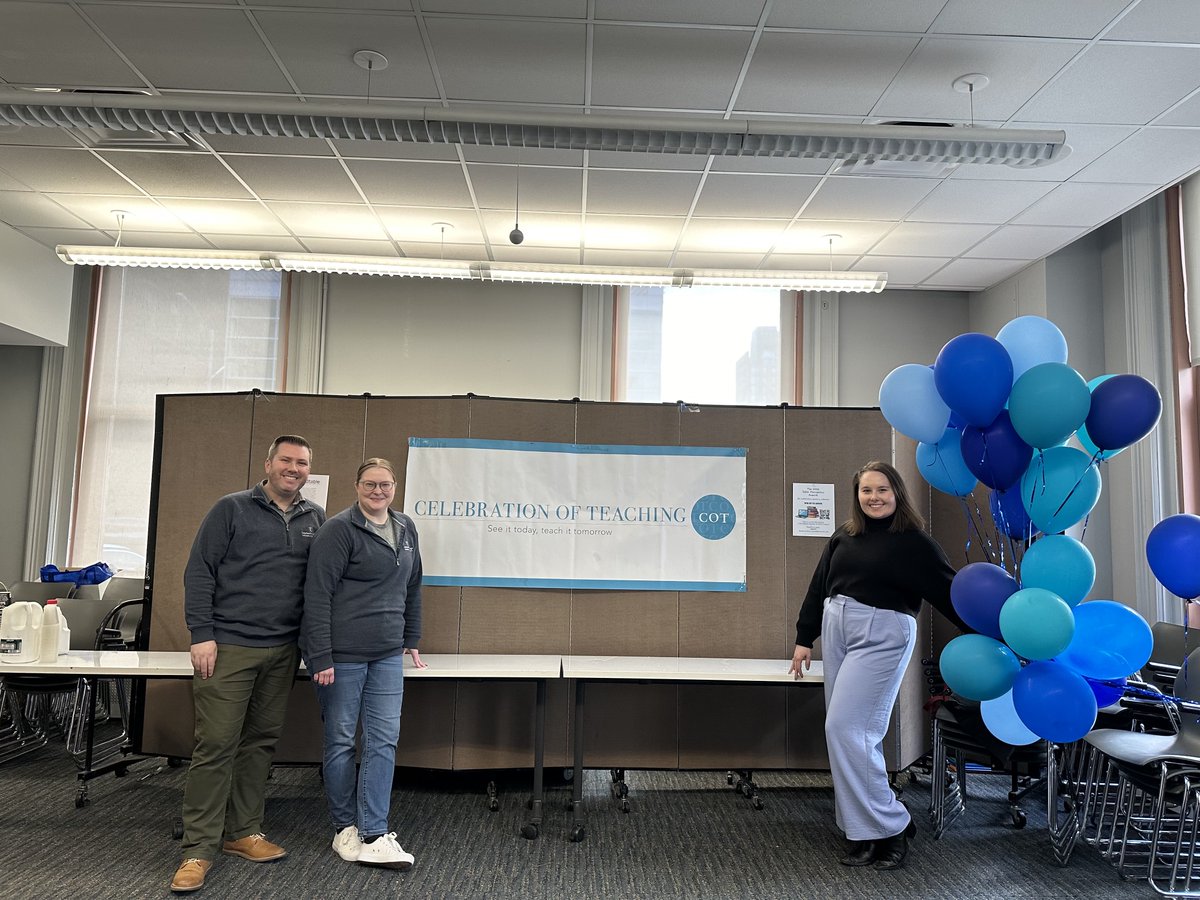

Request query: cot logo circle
[{"left": 691, "top": 494, "right": 736, "bottom": 541}]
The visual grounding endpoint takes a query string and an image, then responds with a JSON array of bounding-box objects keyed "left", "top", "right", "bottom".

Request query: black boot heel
[
  {"left": 873, "top": 820, "right": 915, "bottom": 871},
  {"left": 839, "top": 840, "right": 876, "bottom": 867}
]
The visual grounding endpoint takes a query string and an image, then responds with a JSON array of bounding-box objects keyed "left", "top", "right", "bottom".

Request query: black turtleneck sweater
[{"left": 794, "top": 513, "right": 965, "bottom": 648}]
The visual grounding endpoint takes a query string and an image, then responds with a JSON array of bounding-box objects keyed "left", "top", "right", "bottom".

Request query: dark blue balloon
[
  {"left": 951, "top": 562, "right": 1018, "bottom": 641},
  {"left": 1012, "top": 660, "right": 1098, "bottom": 743},
  {"left": 990, "top": 487, "right": 1035, "bottom": 541},
  {"left": 1146, "top": 514, "right": 1200, "bottom": 599},
  {"left": 1084, "top": 374, "right": 1162, "bottom": 452},
  {"left": 961, "top": 410, "right": 1034, "bottom": 491},
  {"left": 1086, "top": 677, "right": 1127, "bottom": 709},
  {"left": 934, "top": 333, "right": 1013, "bottom": 428}
]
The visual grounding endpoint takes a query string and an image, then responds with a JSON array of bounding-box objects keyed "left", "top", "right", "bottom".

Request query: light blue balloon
[
  {"left": 1075, "top": 374, "right": 1124, "bottom": 461},
  {"left": 879, "top": 364, "right": 951, "bottom": 445},
  {"left": 1020, "top": 446, "right": 1103, "bottom": 534},
  {"left": 1008, "top": 363, "right": 1091, "bottom": 450},
  {"left": 1020, "top": 534, "right": 1095, "bottom": 607},
  {"left": 1058, "top": 600, "right": 1153, "bottom": 680},
  {"left": 939, "top": 634, "right": 1022, "bottom": 701},
  {"left": 996, "top": 316, "right": 1068, "bottom": 385},
  {"left": 916, "top": 427, "right": 978, "bottom": 497},
  {"left": 1000, "top": 587, "right": 1076, "bottom": 660},
  {"left": 981, "top": 690, "right": 1040, "bottom": 746}
]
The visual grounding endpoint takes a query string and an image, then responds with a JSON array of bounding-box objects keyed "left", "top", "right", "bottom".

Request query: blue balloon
[
  {"left": 990, "top": 487, "right": 1035, "bottom": 541},
  {"left": 961, "top": 410, "right": 1033, "bottom": 491},
  {"left": 1146, "top": 514, "right": 1200, "bottom": 599},
  {"left": 939, "top": 634, "right": 1022, "bottom": 701},
  {"left": 1020, "top": 535, "right": 1095, "bottom": 607},
  {"left": 1020, "top": 446, "right": 1102, "bottom": 534},
  {"left": 951, "top": 562, "right": 1018, "bottom": 641},
  {"left": 1084, "top": 374, "right": 1162, "bottom": 452},
  {"left": 934, "top": 333, "right": 1013, "bottom": 428},
  {"left": 1012, "top": 660, "right": 1098, "bottom": 743},
  {"left": 879, "top": 364, "right": 951, "bottom": 445},
  {"left": 1075, "top": 375, "right": 1123, "bottom": 461},
  {"left": 1087, "top": 677, "right": 1127, "bottom": 708},
  {"left": 996, "top": 316, "right": 1069, "bottom": 385},
  {"left": 916, "top": 427, "right": 978, "bottom": 497},
  {"left": 1008, "top": 363, "right": 1091, "bottom": 450},
  {"left": 1000, "top": 587, "right": 1075, "bottom": 660},
  {"left": 1059, "top": 600, "right": 1152, "bottom": 680},
  {"left": 981, "top": 690, "right": 1040, "bottom": 745}
]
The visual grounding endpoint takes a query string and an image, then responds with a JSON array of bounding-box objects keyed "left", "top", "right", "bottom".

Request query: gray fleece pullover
[
  {"left": 300, "top": 504, "right": 423, "bottom": 674},
  {"left": 184, "top": 482, "right": 326, "bottom": 646}
]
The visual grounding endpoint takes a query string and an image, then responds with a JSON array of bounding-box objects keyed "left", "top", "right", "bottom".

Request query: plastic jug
[
  {"left": 40, "top": 599, "right": 70, "bottom": 662},
  {"left": 0, "top": 601, "right": 44, "bottom": 664}
]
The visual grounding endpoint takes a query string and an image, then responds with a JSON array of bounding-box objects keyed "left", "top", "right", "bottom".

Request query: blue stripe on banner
[
  {"left": 423, "top": 575, "right": 747, "bottom": 592},
  {"left": 408, "top": 436, "right": 746, "bottom": 457}
]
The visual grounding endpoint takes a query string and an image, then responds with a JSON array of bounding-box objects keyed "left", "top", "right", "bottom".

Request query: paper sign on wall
[{"left": 793, "top": 482, "right": 835, "bottom": 537}]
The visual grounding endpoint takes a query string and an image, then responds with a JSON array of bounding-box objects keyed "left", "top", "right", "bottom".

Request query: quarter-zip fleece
[
  {"left": 184, "top": 482, "right": 326, "bottom": 646},
  {"left": 300, "top": 503, "right": 423, "bottom": 674}
]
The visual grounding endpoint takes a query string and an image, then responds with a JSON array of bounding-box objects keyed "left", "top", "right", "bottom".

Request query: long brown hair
[{"left": 844, "top": 460, "right": 924, "bottom": 535}]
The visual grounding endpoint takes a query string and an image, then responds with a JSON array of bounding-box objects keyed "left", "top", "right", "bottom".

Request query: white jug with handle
[{"left": 0, "top": 602, "right": 44, "bottom": 664}]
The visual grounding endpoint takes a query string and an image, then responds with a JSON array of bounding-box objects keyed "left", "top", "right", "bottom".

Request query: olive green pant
[{"left": 180, "top": 642, "right": 299, "bottom": 860}]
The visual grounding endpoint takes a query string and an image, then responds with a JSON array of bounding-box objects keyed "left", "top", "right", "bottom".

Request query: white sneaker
[
  {"left": 356, "top": 832, "right": 414, "bottom": 870},
  {"left": 332, "top": 825, "right": 362, "bottom": 862}
]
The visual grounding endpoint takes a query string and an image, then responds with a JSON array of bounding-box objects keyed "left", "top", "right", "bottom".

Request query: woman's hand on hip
[{"left": 789, "top": 645, "right": 812, "bottom": 680}]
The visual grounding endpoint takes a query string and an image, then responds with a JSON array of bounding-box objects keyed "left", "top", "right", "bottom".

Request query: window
[
  {"left": 70, "top": 267, "right": 286, "bottom": 572},
  {"left": 617, "top": 285, "right": 792, "bottom": 405}
]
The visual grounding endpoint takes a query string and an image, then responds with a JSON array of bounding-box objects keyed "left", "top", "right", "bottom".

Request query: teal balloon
[
  {"left": 916, "top": 427, "right": 978, "bottom": 497},
  {"left": 981, "top": 690, "right": 1040, "bottom": 746},
  {"left": 1058, "top": 600, "right": 1153, "bottom": 680},
  {"left": 939, "top": 634, "right": 1022, "bottom": 701},
  {"left": 996, "top": 316, "right": 1068, "bottom": 385},
  {"left": 879, "top": 364, "right": 951, "bottom": 445},
  {"left": 1020, "top": 535, "right": 1095, "bottom": 607},
  {"left": 1020, "top": 446, "right": 1102, "bottom": 534},
  {"left": 999, "top": 587, "right": 1075, "bottom": 660},
  {"left": 1008, "top": 363, "right": 1091, "bottom": 450},
  {"left": 1075, "top": 375, "right": 1124, "bottom": 461}
]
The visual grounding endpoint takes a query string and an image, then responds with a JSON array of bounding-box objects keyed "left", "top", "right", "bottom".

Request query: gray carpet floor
[{"left": 0, "top": 747, "right": 1157, "bottom": 899}]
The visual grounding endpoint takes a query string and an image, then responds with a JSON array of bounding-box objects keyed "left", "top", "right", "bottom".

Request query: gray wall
[{"left": 0, "top": 345, "right": 41, "bottom": 584}]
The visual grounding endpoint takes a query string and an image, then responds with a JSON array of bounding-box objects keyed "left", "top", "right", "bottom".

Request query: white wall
[
  {"left": 0, "top": 225, "right": 74, "bottom": 346},
  {"left": 837, "top": 288, "right": 971, "bottom": 406},
  {"left": 0, "top": 345, "right": 41, "bottom": 583},
  {"left": 322, "top": 276, "right": 584, "bottom": 399},
  {"left": 968, "top": 261, "right": 1047, "bottom": 337}
]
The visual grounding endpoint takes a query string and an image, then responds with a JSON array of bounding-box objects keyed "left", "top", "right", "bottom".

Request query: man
[{"left": 171, "top": 435, "right": 325, "bottom": 893}]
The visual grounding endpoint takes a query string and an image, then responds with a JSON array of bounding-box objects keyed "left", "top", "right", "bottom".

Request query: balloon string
[{"left": 960, "top": 495, "right": 997, "bottom": 565}]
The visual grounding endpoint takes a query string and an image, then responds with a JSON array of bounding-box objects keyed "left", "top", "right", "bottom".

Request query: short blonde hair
[{"left": 356, "top": 457, "right": 395, "bottom": 482}]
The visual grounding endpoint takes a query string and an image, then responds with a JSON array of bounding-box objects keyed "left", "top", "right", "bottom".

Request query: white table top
[
  {"left": 562, "top": 655, "right": 824, "bottom": 684},
  {"left": 0, "top": 650, "right": 563, "bottom": 680}
]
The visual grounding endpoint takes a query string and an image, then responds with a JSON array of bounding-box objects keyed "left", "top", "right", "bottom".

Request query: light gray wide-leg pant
[{"left": 821, "top": 594, "right": 917, "bottom": 841}]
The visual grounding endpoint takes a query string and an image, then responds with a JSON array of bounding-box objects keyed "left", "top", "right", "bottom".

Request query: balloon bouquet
[{"left": 880, "top": 315, "right": 1164, "bottom": 745}]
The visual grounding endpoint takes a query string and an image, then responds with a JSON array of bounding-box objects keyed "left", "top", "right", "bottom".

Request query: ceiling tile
[
  {"left": 224, "top": 156, "right": 361, "bottom": 202},
  {"left": 584, "top": 214, "right": 684, "bottom": 251},
  {"left": 0, "top": 2, "right": 143, "bottom": 87},
  {"left": 676, "top": 218, "right": 789, "bottom": 253},
  {"left": 908, "top": 179, "right": 1056, "bottom": 223},
  {"left": 964, "top": 224, "right": 1088, "bottom": 259},
  {"left": 254, "top": 11, "right": 438, "bottom": 99},
  {"left": 673, "top": 251, "right": 767, "bottom": 269},
  {"left": 480, "top": 210, "right": 580, "bottom": 247},
  {"left": 949, "top": 123, "right": 1137, "bottom": 182},
  {"left": 461, "top": 146, "right": 584, "bottom": 167},
  {"left": 1017, "top": 44, "right": 1200, "bottom": 124},
  {"left": 1012, "top": 182, "right": 1157, "bottom": 227},
  {"left": 762, "top": 251, "right": 858, "bottom": 270},
  {"left": 596, "top": 1, "right": 761, "bottom": 27},
  {"left": 736, "top": 33, "right": 920, "bottom": 115},
  {"left": 873, "top": 38, "right": 1083, "bottom": 121},
  {"left": 591, "top": 25, "right": 753, "bottom": 110},
  {"left": 200, "top": 134, "right": 334, "bottom": 156},
  {"left": 801, "top": 176, "right": 940, "bottom": 221},
  {"left": 44, "top": 194, "right": 190, "bottom": 231},
  {"left": 425, "top": 19, "right": 586, "bottom": 104},
  {"left": 0, "top": 148, "right": 141, "bottom": 194},
  {"left": 928, "top": 0, "right": 1131, "bottom": 39},
  {"left": 0, "top": 190, "right": 92, "bottom": 229},
  {"left": 868, "top": 222, "right": 996, "bottom": 256},
  {"left": 766, "top": 1, "right": 945, "bottom": 31},
  {"left": 394, "top": 240, "right": 485, "bottom": 259},
  {"left": 299, "top": 237, "right": 399, "bottom": 255},
  {"left": 1156, "top": 90, "right": 1200, "bottom": 126},
  {"left": 265, "top": 201, "right": 389, "bottom": 240},
  {"left": 1103, "top": 0, "right": 1200, "bottom": 42},
  {"left": 0, "top": 126, "right": 85, "bottom": 148},
  {"left": 207, "top": 233, "right": 306, "bottom": 252},
  {"left": 921, "top": 257, "right": 1031, "bottom": 288},
  {"left": 852, "top": 255, "right": 954, "bottom": 286},
  {"left": 773, "top": 220, "right": 894, "bottom": 254},
  {"left": 376, "top": 207, "right": 485, "bottom": 244},
  {"left": 583, "top": 247, "right": 674, "bottom": 267},
  {"left": 490, "top": 245, "right": 583, "bottom": 263},
  {"left": 1072, "top": 127, "right": 1200, "bottom": 185},
  {"left": 585, "top": 170, "right": 702, "bottom": 216},
  {"left": 346, "top": 159, "right": 473, "bottom": 206},
  {"left": 333, "top": 140, "right": 460, "bottom": 161},
  {"left": 79, "top": 4, "right": 294, "bottom": 93},
  {"left": 99, "top": 151, "right": 253, "bottom": 199},
  {"left": 586, "top": 152, "right": 709, "bottom": 172},
  {"left": 157, "top": 198, "right": 293, "bottom": 236},
  {"left": 423, "top": 0, "right": 584, "bottom": 16},
  {"left": 466, "top": 164, "right": 582, "bottom": 213},
  {"left": 692, "top": 173, "right": 819, "bottom": 218},
  {"left": 13, "top": 225, "right": 111, "bottom": 248},
  {"left": 711, "top": 156, "right": 834, "bottom": 176},
  {"left": 97, "top": 229, "right": 215, "bottom": 250}
]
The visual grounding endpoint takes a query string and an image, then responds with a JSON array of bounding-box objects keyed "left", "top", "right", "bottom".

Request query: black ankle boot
[
  {"left": 873, "top": 819, "right": 916, "bottom": 871},
  {"left": 839, "top": 840, "right": 876, "bottom": 867}
]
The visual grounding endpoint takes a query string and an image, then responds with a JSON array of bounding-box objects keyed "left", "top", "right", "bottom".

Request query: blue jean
[{"left": 314, "top": 654, "right": 405, "bottom": 838}]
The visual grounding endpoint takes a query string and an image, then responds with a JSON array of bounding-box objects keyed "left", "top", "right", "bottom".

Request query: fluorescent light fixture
[{"left": 56, "top": 246, "right": 888, "bottom": 292}]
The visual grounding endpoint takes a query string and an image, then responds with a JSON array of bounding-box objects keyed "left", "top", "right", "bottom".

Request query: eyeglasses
[{"left": 360, "top": 481, "right": 395, "bottom": 492}]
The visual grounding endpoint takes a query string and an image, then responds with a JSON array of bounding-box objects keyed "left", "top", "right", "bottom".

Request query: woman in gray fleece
[{"left": 301, "top": 457, "right": 425, "bottom": 872}]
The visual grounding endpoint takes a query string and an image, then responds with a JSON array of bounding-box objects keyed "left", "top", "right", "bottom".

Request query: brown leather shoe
[
  {"left": 222, "top": 833, "right": 287, "bottom": 862},
  {"left": 170, "top": 858, "right": 212, "bottom": 892}
]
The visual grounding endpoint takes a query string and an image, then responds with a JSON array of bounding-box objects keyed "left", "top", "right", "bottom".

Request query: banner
[{"left": 404, "top": 438, "right": 746, "bottom": 591}]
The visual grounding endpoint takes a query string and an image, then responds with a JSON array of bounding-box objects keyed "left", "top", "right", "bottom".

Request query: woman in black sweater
[{"left": 789, "top": 460, "right": 964, "bottom": 871}]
